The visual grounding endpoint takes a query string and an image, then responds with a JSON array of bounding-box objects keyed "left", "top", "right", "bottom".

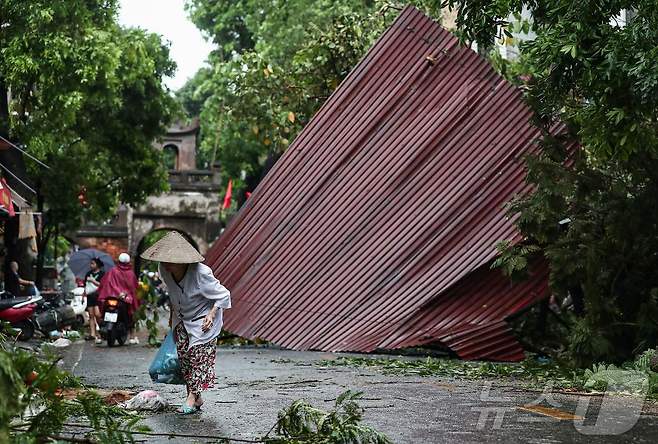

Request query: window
[{"left": 163, "top": 144, "right": 179, "bottom": 170}]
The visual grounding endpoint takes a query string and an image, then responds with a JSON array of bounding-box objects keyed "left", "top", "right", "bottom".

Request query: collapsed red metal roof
[{"left": 206, "top": 6, "right": 548, "bottom": 361}]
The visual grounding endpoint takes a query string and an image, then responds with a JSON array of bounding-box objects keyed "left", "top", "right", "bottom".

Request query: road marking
[
  {"left": 517, "top": 405, "right": 583, "bottom": 420},
  {"left": 71, "top": 342, "right": 84, "bottom": 373}
]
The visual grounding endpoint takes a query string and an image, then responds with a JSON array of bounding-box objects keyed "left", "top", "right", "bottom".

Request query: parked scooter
[
  {"left": 99, "top": 295, "right": 132, "bottom": 347},
  {"left": 0, "top": 292, "right": 44, "bottom": 340},
  {"left": 32, "top": 289, "right": 77, "bottom": 335},
  {"left": 69, "top": 287, "right": 88, "bottom": 328}
]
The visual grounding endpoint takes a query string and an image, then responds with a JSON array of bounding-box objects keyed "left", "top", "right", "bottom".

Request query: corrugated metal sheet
[{"left": 205, "top": 6, "right": 548, "bottom": 361}]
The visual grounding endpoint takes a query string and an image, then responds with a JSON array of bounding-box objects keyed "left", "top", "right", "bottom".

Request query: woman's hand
[{"left": 202, "top": 308, "right": 217, "bottom": 332}]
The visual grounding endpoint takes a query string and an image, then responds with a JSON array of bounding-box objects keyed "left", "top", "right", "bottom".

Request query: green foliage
[
  {"left": 186, "top": 0, "right": 378, "bottom": 62},
  {"left": 0, "top": 323, "right": 146, "bottom": 443},
  {"left": 175, "top": 66, "right": 213, "bottom": 127},
  {"left": 134, "top": 279, "right": 162, "bottom": 347},
  {"left": 582, "top": 349, "right": 658, "bottom": 397},
  {"left": 184, "top": 0, "right": 442, "bottom": 201},
  {"left": 2, "top": 322, "right": 389, "bottom": 444},
  {"left": 270, "top": 390, "right": 392, "bottom": 444},
  {"left": 0, "top": 0, "right": 176, "bottom": 266},
  {"left": 44, "top": 235, "right": 71, "bottom": 266},
  {"left": 321, "top": 351, "right": 658, "bottom": 399},
  {"left": 491, "top": 241, "right": 541, "bottom": 281},
  {"left": 76, "top": 391, "right": 146, "bottom": 444},
  {"left": 0, "top": 350, "right": 24, "bottom": 442},
  {"left": 447, "top": 1, "right": 658, "bottom": 365},
  {"left": 320, "top": 355, "right": 587, "bottom": 391}
]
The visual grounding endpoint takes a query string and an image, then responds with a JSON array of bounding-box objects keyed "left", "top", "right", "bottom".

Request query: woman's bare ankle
[{"left": 185, "top": 393, "right": 196, "bottom": 406}]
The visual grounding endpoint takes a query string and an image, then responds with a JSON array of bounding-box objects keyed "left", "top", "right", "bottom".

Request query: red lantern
[{"left": 78, "top": 186, "right": 88, "bottom": 206}]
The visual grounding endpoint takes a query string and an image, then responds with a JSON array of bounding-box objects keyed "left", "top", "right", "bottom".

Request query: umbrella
[{"left": 68, "top": 249, "right": 115, "bottom": 279}]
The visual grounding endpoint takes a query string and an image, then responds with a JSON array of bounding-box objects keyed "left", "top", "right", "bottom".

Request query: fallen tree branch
[
  {"left": 47, "top": 434, "right": 96, "bottom": 444},
  {"left": 62, "top": 423, "right": 268, "bottom": 443}
]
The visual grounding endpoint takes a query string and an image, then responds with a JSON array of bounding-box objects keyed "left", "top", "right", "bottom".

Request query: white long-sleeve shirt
[{"left": 159, "top": 263, "right": 231, "bottom": 349}]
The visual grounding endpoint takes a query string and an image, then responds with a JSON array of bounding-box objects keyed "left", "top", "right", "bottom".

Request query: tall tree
[
  {"left": 184, "top": 0, "right": 441, "bottom": 203},
  {"left": 445, "top": 0, "right": 658, "bottom": 365},
  {"left": 176, "top": 67, "right": 213, "bottom": 120},
  {"left": 0, "top": 0, "right": 177, "bottom": 281}
]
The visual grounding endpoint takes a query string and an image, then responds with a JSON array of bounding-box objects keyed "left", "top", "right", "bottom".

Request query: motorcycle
[
  {"left": 99, "top": 295, "right": 132, "bottom": 347},
  {"left": 32, "top": 289, "right": 77, "bottom": 335},
  {"left": 69, "top": 287, "right": 88, "bottom": 328},
  {"left": 0, "top": 292, "right": 44, "bottom": 341}
]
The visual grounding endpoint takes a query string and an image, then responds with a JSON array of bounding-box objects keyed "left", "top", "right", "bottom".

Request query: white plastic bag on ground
[
  {"left": 120, "top": 390, "right": 168, "bottom": 411},
  {"left": 51, "top": 338, "right": 72, "bottom": 347}
]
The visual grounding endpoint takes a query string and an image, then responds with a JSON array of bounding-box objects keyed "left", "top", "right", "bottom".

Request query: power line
[
  {"left": 0, "top": 135, "right": 51, "bottom": 170},
  {"left": 0, "top": 160, "right": 36, "bottom": 194}
]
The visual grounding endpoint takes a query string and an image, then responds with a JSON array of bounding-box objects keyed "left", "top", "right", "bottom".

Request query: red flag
[
  {"left": 0, "top": 178, "right": 15, "bottom": 217},
  {"left": 222, "top": 179, "right": 233, "bottom": 210}
]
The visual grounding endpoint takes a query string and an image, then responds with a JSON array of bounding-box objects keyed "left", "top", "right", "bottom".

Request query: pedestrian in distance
[
  {"left": 84, "top": 258, "right": 105, "bottom": 344},
  {"left": 140, "top": 231, "right": 231, "bottom": 415},
  {"left": 5, "top": 261, "right": 36, "bottom": 296}
]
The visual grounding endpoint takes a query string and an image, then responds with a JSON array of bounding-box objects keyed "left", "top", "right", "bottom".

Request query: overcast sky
[{"left": 118, "top": 0, "right": 214, "bottom": 91}]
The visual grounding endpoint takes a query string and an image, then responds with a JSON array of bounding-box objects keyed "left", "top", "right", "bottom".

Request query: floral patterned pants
[{"left": 173, "top": 322, "right": 217, "bottom": 395}]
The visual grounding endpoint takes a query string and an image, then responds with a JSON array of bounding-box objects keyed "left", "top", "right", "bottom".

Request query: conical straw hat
[{"left": 140, "top": 231, "right": 205, "bottom": 264}]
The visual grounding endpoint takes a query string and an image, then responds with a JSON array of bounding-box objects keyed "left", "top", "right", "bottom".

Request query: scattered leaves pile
[
  {"left": 268, "top": 390, "right": 392, "bottom": 444},
  {"left": 0, "top": 325, "right": 148, "bottom": 443},
  {"left": 319, "top": 350, "right": 658, "bottom": 399},
  {"left": 2, "top": 324, "right": 391, "bottom": 443}
]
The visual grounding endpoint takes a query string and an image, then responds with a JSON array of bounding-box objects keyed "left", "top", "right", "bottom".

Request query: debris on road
[
  {"left": 120, "top": 390, "right": 168, "bottom": 412},
  {"left": 54, "top": 388, "right": 135, "bottom": 405},
  {"left": 50, "top": 338, "right": 72, "bottom": 348},
  {"left": 103, "top": 389, "right": 137, "bottom": 406},
  {"left": 517, "top": 405, "right": 583, "bottom": 421}
]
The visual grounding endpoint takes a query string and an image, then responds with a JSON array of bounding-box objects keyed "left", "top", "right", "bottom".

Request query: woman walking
[
  {"left": 84, "top": 258, "right": 105, "bottom": 344},
  {"left": 140, "top": 231, "right": 231, "bottom": 414}
]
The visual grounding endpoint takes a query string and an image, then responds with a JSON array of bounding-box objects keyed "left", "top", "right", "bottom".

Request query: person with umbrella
[
  {"left": 68, "top": 249, "right": 115, "bottom": 343},
  {"left": 140, "top": 231, "right": 231, "bottom": 414},
  {"left": 84, "top": 258, "right": 105, "bottom": 343}
]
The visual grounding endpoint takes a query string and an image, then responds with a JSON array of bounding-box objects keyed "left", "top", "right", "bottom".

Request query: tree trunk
[{"left": 0, "top": 76, "right": 9, "bottom": 139}]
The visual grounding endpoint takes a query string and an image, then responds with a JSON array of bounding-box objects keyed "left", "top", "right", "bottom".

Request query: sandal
[{"left": 177, "top": 404, "right": 199, "bottom": 415}]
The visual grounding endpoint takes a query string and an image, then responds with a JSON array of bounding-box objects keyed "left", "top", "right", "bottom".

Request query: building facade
[{"left": 74, "top": 120, "right": 222, "bottom": 265}]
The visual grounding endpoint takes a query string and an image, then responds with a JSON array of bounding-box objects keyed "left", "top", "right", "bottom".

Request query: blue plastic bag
[{"left": 148, "top": 330, "right": 184, "bottom": 384}]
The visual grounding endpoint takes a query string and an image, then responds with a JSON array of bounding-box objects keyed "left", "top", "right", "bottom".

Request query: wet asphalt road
[{"left": 58, "top": 340, "right": 658, "bottom": 443}]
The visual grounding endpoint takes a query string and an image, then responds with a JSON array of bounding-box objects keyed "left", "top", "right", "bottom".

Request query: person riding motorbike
[{"left": 97, "top": 253, "right": 139, "bottom": 344}]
